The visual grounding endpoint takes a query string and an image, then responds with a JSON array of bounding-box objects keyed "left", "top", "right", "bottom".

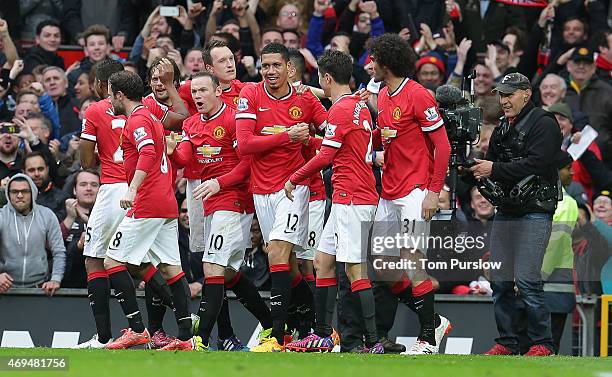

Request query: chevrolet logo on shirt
[
  {"left": 381, "top": 127, "right": 398, "bottom": 139},
  {"left": 261, "top": 125, "right": 287, "bottom": 135},
  {"left": 197, "top": 145, "right": 222, "bottom": 157}
]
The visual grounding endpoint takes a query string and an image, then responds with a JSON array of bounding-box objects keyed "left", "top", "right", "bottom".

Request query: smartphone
[
  {"left": 159, "top": 6, "right": 180, "bottom": 17},
  {"left": 1, "top": 123, "right": 19, "bottom": 134}
]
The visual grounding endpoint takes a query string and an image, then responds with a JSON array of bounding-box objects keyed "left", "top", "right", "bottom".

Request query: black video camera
[{"left": 435, "top": 85, "right": 482, "bottom": 145}]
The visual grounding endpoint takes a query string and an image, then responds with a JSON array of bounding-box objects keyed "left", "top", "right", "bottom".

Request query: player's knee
[
  {"left": 313, "top": 253, "right": 335, "bottom": 277},
  {"left": 85, "top": 257, "right": 105, "bottom": 273}
]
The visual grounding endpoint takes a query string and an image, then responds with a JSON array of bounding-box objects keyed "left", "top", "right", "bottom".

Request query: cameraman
[{"left": 469, "top": 73, "right": 562, "bottom": 357}]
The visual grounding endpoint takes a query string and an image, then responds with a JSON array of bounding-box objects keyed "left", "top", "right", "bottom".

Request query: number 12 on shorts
[{"left": 284, "top": 213, "right": 299, "bottom": 234}]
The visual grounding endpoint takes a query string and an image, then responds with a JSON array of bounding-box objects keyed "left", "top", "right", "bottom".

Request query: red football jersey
[
  {"left": 121, "top": 105, "right": 177, "bottom": 218},
  {"left": 376, "top": 79, "right": 444, "bottom": 200},
  {"left": 80, "top": 98, "right": 127, "bottom": 184},
  {"left": 174, "top": 104, "right": 246, "bottom": 215},
  {"left": 235, "top": 82, "right": 327, "bottom": 194},
  {"left": 322, "top": 94, "right": 378, "bottom": 205}
]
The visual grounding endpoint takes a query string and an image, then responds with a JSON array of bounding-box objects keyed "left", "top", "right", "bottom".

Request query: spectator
[
  {"left": 282, "top": 29, "right": 300, "bottom": 49},
  {"left": 593, "top": 191, "right": 612, "bottom": 226},
  {"left": 538, "top": 73, "right": 567, "bottom": 108},
  {"left": 276, "top": 2, "right": 302, "bottom": 30},
  {"left": 337, "top": 0, "right": 385, "bottom": 65},
  {"left": 60, "top": 169, "right": 100, "bottom": 288},
  {"left": 0, "top": 117, "right": 49, "bottom": 181},
  {"left": 129, "top": 5, "right": 199, "bottom": 65},
  {"left": 42, "top": 66, "right": 81, "bottom": 137},
  {"left": 205, "top": 0, "right": 261, "bottom": 58},
  {"left": 0, "top": 17, "right": 19, "bottom": 70},
  {"left": 541, "top": 161, "right": 579, "bottom": 354},
  {"left": 176, "top": 198, "right": 204, "bottom": 298},
  {"left": 240, "top": 217, "right": 269, "bottom": 290},
  {"left": 452, "top": 0, "right": 526, "bottom": 53},
  {"left": 22, "top": 20, "right": 64, "bottom": 75},
  {"left": 416, "top": 54, "right": 446, "bottom": 89},
  {"left": 67, "top": 24, "right": 113, "bottom": 89},
  {"left": 23, "top": 151, "right": 65, "bottom": 215},
  {"left": 61, "top": 0, "right": 121, "bottom": 45},
  {"left": 19, "top": 0, "right": 62, "bottom": 41},
  {"left": 562, "top": 47, "right": 612, "bottom": 167},
  {"left": 558, "top": 161, "right": 587, "bottom": 206},
  {"left": 183, "top": 48, "right": 205, "bottom": 79},
  {"left": 21, "top": 81, "right": 61, "bottom": 141},
  {"left": 594, "top": 29, "right": 612, "bottom": 85},
  {"left": 0, "top": 173, "right": 65, "bottom": 294},
  {"left": 74, "top": 71, "right": 93, "bottom": 101},
  {"left": 548, "top": 102, "right": 602, "bottom": 202}
]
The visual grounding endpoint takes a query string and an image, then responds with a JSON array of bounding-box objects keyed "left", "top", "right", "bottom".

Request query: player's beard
[{"left": 111, "top": 98, "right": 126, "bottom": 116}]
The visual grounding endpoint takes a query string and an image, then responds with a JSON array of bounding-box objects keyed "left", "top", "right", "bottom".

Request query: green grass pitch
[{"left": 0, "top": 348, "right": 611, "bottom": 377}]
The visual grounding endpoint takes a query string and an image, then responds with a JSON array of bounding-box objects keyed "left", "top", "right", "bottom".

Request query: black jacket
[
  {"left": 23, "top": 46, "right": 65, "bottom": 74},
  {"left": 56, "top": 94, "right": 81, "bottom": 138},
  {"left": 486, "top": 102, "right": 563, "bottom": 213}
]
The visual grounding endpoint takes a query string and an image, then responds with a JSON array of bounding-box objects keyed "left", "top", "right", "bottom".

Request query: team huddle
[{"left": 75, "top": 33, "right": 453, "bottom": 355}]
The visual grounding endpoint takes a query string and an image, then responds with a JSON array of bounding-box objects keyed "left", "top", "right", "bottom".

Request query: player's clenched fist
[
  {"left": 193, "top": 179, "right": 220, "bottom": 201},
  {"left": 284, "top": 180, "right": 296, "bottom": 201},
  {"left": 288, "top": 122, "right": 309, "bottom": 142},
  {"left": 120, "top": 187, "right": 137, "bottom": 209}
]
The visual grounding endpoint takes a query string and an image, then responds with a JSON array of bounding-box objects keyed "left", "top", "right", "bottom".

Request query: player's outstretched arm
[
  {"left": 425, "top": 126, "right": 451, "bottom": 194},
  {"left": 290, "top": 145, "right": 337, "bottom": 185},
  {"left": 216, "top": 154, "right": 252, "bottom": 189},
  {"left": 167, "top": 139, "right": 192, "bottom": 169}
]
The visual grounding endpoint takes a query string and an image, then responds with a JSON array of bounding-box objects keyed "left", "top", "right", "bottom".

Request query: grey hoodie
[{"left": 0, "top": 174, "right": 66, "bottom": 287}]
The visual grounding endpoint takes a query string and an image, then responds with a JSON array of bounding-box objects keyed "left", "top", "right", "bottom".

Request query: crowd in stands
[{"left": 0, "top": 1, "right": 610, "bottom": 304}]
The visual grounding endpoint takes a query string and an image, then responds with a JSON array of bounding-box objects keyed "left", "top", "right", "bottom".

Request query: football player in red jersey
[
  {"left": 76, "top": 59, "right": 128, "bottom": 349},
  {"left": 142, "top": 57, "right": 189, "bottom": 132},
  {"left": 102, "top": 71, "right": 201, "bottom": 351},
  {"left": 168, "top": 72, "right": 272, "bottom": 351},
  {"left": 284, "top": 50, "right": 384, "bottom": 354},
  {"left": 235, "top": 43, "right": 328, "bottom": 352},
  {"left": 367, "top": 34, "right": 452, "bottom": 354}
]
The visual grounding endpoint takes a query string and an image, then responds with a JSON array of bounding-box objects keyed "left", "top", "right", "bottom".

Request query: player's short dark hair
[
  {"left": 287, "top": 48, "right": 306, "bottom": 78},
  {"left": 317, "top": 49, "right": 352, "bottom": 85},
  {"left": 82, "top": 24, "right": 111, "bottom": 44},
  {"left": 109, "top": 71, "right": 144, "bottom": 101},
  {"left": 192, "top": 71, "right": 220, "bottom": 88},
  {"left": 74, "top": 168, "right": 100, "bottom": 185},
  {"left": 36, "top": 19, "right": 61, "bottom": 36},
  {"left": 93, "top": 58, "right": 124, "bottom": 83},
  {"left": 202, "top": 39, "right": 229, "bottom": 66},
  {"left": 211, "top": 32, "right": 240, "bottom": 54},
  {"left": 261, "top": 42, "right": 289, "bottom": 62},
  {"left": 147, "top": 57, "right": 181, "bottom": 87},
  {"left": 367, "top": 33, "right": 417, "bottom": 78}
]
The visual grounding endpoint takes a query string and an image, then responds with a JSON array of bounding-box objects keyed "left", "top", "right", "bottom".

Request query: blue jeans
[{"left": 490, "top": 211, "right": 554, "bottom": 352}]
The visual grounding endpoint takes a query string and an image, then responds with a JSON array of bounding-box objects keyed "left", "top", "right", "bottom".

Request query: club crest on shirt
[
  {"left": 325, "top": 123, "right": 337, "bottom": 138},
  {"left": 213, "top": 125, "right": 226, "bottom": 140},
  {"left": 197, "top": 145, "right": 222, "bottom": 158},
  {"left": 237, "top": 98, "right": 249, "bottom": 111},
  {"left": 133, "top": 127, "right": 148, "bottom": 141},
  {"left": 289, "top": 106, "right": 303, "bottom": 120},
  {"left": 392, "top": 106, "right": 402, "bottom": 121},
  {"left": 233, "top": 96, "right": 240, "bottom": 105},
  {"left": 424, "top": 107, "right": 439, "bottom": 122}
]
